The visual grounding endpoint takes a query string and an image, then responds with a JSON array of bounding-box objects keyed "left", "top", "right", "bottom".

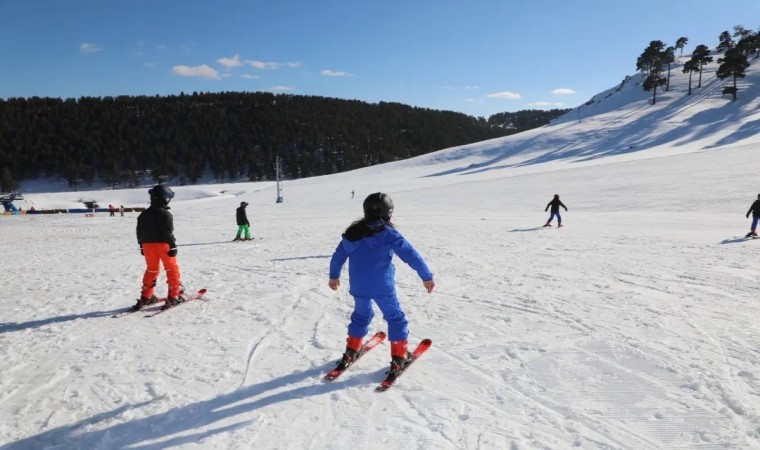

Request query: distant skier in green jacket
[{"left": 233, "top": 202, "right": 252, "bottom": 241}]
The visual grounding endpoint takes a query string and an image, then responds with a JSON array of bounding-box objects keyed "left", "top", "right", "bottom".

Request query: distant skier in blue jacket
[
  {"left": 329, "top": 192, "right": 435, "bottom": 377},
  {"left": 544, "top": 194, "right": 568, "bottom": 227}
]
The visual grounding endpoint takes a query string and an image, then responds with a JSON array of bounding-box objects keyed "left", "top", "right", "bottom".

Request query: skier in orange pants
[{"left": 132, "top": 184, "right": 183, "bottom": 311}]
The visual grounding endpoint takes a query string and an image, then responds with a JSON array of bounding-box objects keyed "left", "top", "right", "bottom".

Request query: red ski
[
  {"left": 375, "top": 339, "right": 432, "bottom": 392},
  {"left": 144, "top": 288, "right": 208, "bottom": 318},
  {"left": 324, "top": 331, "right": 387, "bottom": 381}
]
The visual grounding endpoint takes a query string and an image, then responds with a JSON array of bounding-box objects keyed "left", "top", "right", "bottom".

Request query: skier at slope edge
[
  {"left": 544, "top": 194, "right": 568, "bottom": 227},
  {"left": 328, "top": 192, "right": 435, "bottom": 378},
  {"left": 745, "top": 193, "right": 760, "bottom": 237}
]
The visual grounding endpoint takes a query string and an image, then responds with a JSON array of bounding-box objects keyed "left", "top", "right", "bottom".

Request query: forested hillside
[{"left": 0, "top": 92, "right": 571, "bottom": 190}]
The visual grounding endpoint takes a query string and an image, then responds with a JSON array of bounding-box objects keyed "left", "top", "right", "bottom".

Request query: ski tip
[
  {"left": 198, "top": 288, "right": 207, "bottom": 294},
  {"left": 421, "top": 338, "right": 432, "bottom": 345},
  {"left": 377, "top": 331, "right": 387, "bottom": 338}
]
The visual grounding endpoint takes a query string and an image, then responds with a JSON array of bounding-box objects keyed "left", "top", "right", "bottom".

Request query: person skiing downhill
[
  {"left": 544, "top": 194, "right": 568, "bottom": 227},
  {"left": 233, "top": 201, "right": 252, "bottom": 241},
  {"left": 328, "top": 192, "right": 435, "bottom": 378},
  {"left": 132, "top": 184, "right": 183, "bottom": 311},
  {"left": 745, "top": 194, "right": 760, "bottom": 237}
]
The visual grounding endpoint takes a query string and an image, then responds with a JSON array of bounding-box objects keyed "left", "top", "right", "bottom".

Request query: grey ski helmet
[
  {"left": 363, "top": 192, "right": 394, "bottom": 220},
  {"left": 149, "top": 184, "right": 175, "bottom": 201}
]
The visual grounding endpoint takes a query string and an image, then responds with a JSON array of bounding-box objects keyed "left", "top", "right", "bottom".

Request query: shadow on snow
[
  {"left": 0, "top": 309, "right": 122, "bottom": 334},
  {"left": 1, "top": 362, "right": 386, "bottom": 449}
]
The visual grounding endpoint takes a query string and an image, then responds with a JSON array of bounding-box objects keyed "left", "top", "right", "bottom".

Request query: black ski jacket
[
  {"left": 137, "top": 203, "right": 176, "bottom": 248},
  {"left": 545, "top": 198, "right": 567, "bottom": 213},
  {"left": 747, "top": 200, "right": 760, "bottom": 217},
  {"left": 236, "top": 205, "right": 250, "bottom": 226}
]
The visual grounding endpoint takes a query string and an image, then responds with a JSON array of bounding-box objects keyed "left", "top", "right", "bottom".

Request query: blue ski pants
[
  {"left": 348, "top": 294, "right": 409, "bottom": 342},
  {"left": 547, "top": 211, "right": 562, "bottom": 224},
  {"left": 752, "top": 216, "right": 759, "bottom": 230}
]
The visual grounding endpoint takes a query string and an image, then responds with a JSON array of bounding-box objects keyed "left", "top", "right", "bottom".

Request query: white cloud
[
  {"left": 241, "top": 74, "right": 260, "bottom": 80},
  {"left": 171, "top": 64, "right": 220, "bottom": 80},
  {"left": 246, "top": 60, "right": 301, "bottom": 70},
  {"left": 268, "top": 86, "right": 295, "bottom": 92},
  {"left": 321, "top": 69, "right": 351, "bottom": 77},
  {"left": 80, "top": 42, "right": 103, "bottom": 53},
  {"left": 217, "top": 54, "right": 243, "bottom": 69},
  {"left": 552, "top": 88, "right": 576, "bottom": 95},
  {"left": 487, "top": 91, "right": 521, "bottom": 100},
  {"left": 528, "top": 101, "right": 565, "bottom": 108},
  {"left": 464, "top": 86, "right": 480, "bottom": 90}
]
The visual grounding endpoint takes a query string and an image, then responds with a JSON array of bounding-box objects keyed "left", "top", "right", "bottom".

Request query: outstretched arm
[{"left": 389, "top": 232, "right": 434, "bottom": 291}]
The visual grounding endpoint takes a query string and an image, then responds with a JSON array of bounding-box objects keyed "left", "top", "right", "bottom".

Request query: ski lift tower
[{"left": 275, "top": 155, "right": 284, "bottom": 203}]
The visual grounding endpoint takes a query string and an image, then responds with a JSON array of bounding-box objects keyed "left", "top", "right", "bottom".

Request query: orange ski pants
[{"left": 141, "top": 243, "right": 181, "bottom": 298}]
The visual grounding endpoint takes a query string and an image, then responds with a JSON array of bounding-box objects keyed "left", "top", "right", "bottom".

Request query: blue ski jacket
[{"left": 329, "top": 222, "right": 433, "bottom": 297}]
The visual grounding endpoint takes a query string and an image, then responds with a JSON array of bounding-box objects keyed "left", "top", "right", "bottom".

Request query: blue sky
[{"left": 1, "top": 0, "right": 759, "bottom": 118}]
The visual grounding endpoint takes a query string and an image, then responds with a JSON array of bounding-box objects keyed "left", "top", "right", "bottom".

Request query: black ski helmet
[
  {"left": 148, "top": 184, "right": 175, "bottom": 205},
  {"left": 363, "top": 192, "right": 394, "bottom": 220},
  {"left": 240, "top": 201, "right": 249, "bottom": 207}
]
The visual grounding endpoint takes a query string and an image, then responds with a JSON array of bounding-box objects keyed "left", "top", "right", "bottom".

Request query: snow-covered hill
[{"left": 3, "top": 52, "right": 760, "bottom": 450}]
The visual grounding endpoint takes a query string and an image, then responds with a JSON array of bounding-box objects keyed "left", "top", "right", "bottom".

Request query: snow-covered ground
[{"left": 2, "top": 54, "right": 760, "bottom": 449}]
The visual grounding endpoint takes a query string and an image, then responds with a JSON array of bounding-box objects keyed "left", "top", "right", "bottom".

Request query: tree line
[
  {"left": 637, "top": 25, "right": 760, "bottom": 104},
  {"left": 0, "top": 92, "right": 566, "bottom": 192},
  {"left": 488, "top": 109, "right": 570, "bottom": 131}
]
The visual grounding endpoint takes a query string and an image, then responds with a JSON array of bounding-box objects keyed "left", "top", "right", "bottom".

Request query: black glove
[
  {"left": 168, "top": 248, "right": 178, "bottom": 257},
  {"left": 747, "top": 214, "right": 750, "bottom": 218},
  {"left": 139, "top": 246, "right": 144, "bottom": 255}
]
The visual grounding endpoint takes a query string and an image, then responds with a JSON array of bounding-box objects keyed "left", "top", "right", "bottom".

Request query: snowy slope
[{"left": 2, "top": 53, "right": 760, "bottom": 450}]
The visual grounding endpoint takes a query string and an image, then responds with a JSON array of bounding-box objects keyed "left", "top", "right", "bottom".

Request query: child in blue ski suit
[
  {"left": 328, "top": 192, "right": 435, "bottom": 375},
  {"left": 544, "top": 194, "right": 568, "bottom": 227}
]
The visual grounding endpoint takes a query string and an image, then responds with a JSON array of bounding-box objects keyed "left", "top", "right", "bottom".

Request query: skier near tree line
[
  {"left": 328, "top": 192, "right": 435, "bottom": 378},
  {"left": 132, "top": 184, "right": 183, "bottom": 311},
  {"left": 745, "top": 193, "right": 760, "bottom": 237},
  {"left": 544, "top": 194, "right": 568, "bottom": 227},
  {"left": 233, "top": 201, "right": 252, "bottom": 241}
]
